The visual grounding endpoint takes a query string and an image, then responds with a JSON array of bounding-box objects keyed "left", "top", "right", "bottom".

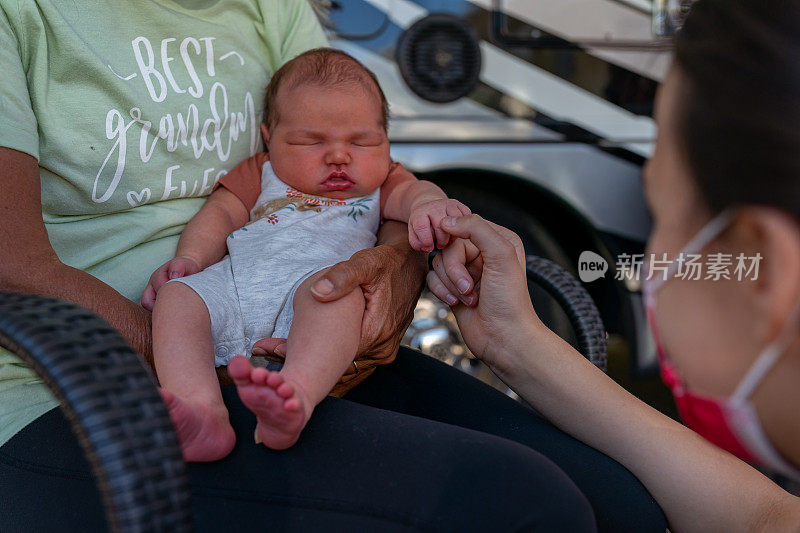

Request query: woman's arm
[
  {"left": 433, "top": 214, "right": 800, "bottom": 532},
  {"left": 504, "top": 325, "right": 800, "bottom": 532},
  {"left": 0, "top": 148, "right": 155, "bottom": 366}
]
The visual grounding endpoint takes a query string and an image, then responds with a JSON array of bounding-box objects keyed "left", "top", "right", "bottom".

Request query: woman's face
[{"left": 644, "top": 66, "right": 800, "bottom": 462}]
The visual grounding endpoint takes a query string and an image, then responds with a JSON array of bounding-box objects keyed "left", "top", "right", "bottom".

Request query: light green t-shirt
[{"left": 0, "top": 0, "right": 327, "bottom": 447}]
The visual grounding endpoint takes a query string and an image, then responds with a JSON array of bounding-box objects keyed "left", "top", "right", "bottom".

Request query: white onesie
[{"left": 174, "top": 162, "right": 381, "bottom": 366}]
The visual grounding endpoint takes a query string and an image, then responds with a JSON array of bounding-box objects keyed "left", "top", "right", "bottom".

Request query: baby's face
[{"left": 263, "top": 83, "right": 391, "bottom": 200}]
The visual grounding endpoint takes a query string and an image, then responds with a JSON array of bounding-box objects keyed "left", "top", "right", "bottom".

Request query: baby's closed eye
[
  {"left": 286, "top": 138, "right": 321, "bottom": 146},
  {"left": 350, "top": 132, "right": 383, "bottom": 147}
]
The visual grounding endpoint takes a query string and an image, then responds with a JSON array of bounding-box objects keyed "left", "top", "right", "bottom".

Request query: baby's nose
[{"left": 326, "top": 146, "right": 351, "bottom": 165}]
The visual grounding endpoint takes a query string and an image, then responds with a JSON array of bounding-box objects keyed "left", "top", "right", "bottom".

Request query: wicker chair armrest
[{"left": 0, "top": 292, "right": 192, "bottom": 533}]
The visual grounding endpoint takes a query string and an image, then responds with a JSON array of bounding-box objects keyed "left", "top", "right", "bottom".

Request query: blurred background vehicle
[{"left": 314, "top": 0, "right": 691, "bottom": 401}]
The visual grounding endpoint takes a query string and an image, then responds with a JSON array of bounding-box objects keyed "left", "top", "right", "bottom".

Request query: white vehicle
[{"left": 320, "top": 0, "right": 689, "bottom": 378}]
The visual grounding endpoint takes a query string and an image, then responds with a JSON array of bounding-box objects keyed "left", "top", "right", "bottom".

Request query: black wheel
[{"left": 0, "top": 292, "right": 192, "bottom": 533}]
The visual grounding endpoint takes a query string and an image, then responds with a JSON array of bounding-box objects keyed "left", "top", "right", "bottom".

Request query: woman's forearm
[
  {"left": 495, "top": 325, "right": 800, "bottom": 531},
  {"left": 4, "top": 259, "right": 154, "bottom": 367},
  {"left": 0, "top": 148, "right": 154, "bottom": 366}
]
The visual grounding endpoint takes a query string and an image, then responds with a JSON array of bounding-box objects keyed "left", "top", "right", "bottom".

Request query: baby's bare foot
[
  {"left": 159, "top": 389, "right": 236, "bottom": 462},
  {"left": 228, "top": 355, "right": 309, "bottom": 450}
]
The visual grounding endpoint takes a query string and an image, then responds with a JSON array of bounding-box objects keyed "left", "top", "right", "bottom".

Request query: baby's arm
[
  {"left": 381, "top": 171, "right": 470, "bottom": 252},
  {"left": 140, "top": 187, "right": 249, "bottom": 310},
  {"left": 175, "top": 187, "right": 249, "bottom": 268}
]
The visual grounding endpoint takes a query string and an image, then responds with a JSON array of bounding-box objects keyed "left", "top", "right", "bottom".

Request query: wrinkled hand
[
  {"left": 140, "top": 256, "right": 201, "bottom": 311},
  {"left": 409, "top": 198, "right": 471, "bottom": 252},
  {"left": 427, "top": 215, "right": 541, "bottom": 366},
  {"left": 252, "top": 240, "right": 426, "bottom": 381}
]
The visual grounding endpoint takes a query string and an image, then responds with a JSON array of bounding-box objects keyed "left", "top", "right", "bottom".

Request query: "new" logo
[{"left": 578, "top": 251, "right": 608, "bottom": 283}]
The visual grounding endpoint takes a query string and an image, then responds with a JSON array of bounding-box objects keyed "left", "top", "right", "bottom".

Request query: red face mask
[{"left": 643, "top": 210, "right": 800, "bottom": 479}]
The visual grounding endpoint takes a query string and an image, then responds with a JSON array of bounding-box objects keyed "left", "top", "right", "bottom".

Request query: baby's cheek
[{"left": 368, "top": 166, "right": 392, "bottom": 192}]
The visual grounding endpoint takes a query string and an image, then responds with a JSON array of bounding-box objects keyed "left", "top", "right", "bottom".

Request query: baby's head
[{"left": 261, "top": 48, "right": 391, "bottom": 199}]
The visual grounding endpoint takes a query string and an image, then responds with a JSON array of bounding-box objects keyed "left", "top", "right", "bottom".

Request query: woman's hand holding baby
[
  {"left": 140, "top": 256, "right": 202, "bottom": 311},
  {"left": 252, "top": 220, "right": 428, "bottom": 390},
  {"left": 408, "top": 198, "right": 471, "bottom": 252}
]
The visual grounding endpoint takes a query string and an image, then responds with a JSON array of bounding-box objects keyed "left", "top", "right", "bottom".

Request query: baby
[{"left": 146, "top": 48, "right": 470, "bottom": 461}]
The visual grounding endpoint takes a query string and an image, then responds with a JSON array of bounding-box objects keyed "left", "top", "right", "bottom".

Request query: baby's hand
[
  {"left": 140, "top": 256, "right": 201, "bottom": 311},
  {"left": 408, "top": 198, "right": 471, "bottom": 252}
]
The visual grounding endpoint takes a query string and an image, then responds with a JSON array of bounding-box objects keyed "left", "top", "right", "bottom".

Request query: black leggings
[{"left": 0, "top": 348, "right": 665, "bottom": 532}]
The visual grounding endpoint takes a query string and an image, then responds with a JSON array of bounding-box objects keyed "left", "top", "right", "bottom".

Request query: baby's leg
[
  {"left": 152, "top": 282, "right": 236, "bottom": 461},
  {"left": 229, "top": 269, "right": 363, "bottom": 450}
]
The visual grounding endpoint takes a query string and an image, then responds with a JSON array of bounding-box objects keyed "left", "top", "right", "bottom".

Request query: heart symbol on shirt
[{"left": 127, "top": 188, "right": 151, "bottom": 207}]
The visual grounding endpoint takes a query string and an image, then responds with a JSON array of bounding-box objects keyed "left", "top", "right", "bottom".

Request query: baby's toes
[
  {"left": 277, "top": 382, "right": 295, "bottom": 399},
  {"left": 228, "top": 355, "right": 254, "bottom": 385},
  {"left": 250, "top": 367, "right": 269, "bottom": 385},
  {"left": 284, "top": 397, "right": 301, "bottom": 412},
  {"left": 266, "top": 371, "right": 284, "bottom": 389}
]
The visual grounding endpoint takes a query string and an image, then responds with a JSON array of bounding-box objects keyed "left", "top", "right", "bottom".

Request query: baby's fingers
[
  {"left": 169, "top": 265, "right": 185, "bottom": 279},
  {"left": 437, "top": 201, "right": 470, "bottom": 248},
  {"left": 141, "top": 267, "right": 171, "bottom": 309},
  {"left": 408, "top": 225, "right": 425, "bottom": 252},
  {"left": 411, "top": 216, "right": 435, "bottom": 252},
  {"left": 169, "top": 258, "right": 200, "bottom": 279},
  {"left": 151, "top": 266, "right": 171, "bottom": 292},
  {"left": 446, "top": 201, "right": 471, "bottom": 217},
  {"left": 431, "top": 214, "right": 450, "bottom": 249},
  {"left": 140, "top": 284, "right": 156, "bottom": 311}
]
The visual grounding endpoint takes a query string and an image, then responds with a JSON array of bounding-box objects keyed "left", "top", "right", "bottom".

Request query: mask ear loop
[
  {"left": 647, "top": 209, "right": 737, "bottom": 295},
  {"left": 726, "top": 287, "right": 800, "bottom": 479},
  {"left": 731, "top": 293, "right": 800, "bottom": 402},
  {"left": 731, "top": 343, "right": 787, "bottom": 401},
  {"left": 679, "top": 209, "right": 737, "bottom": 258}
]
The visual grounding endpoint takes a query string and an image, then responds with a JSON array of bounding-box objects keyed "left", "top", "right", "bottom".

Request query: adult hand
[
  {"left": 428, "top": 215, "right": 543, "bottom": 369},
  {"left": 140, "top": 256, "right": 201, "bottom": 311},
  {"left": 251, "top": 229, "right": 427, "bottom": 391}
]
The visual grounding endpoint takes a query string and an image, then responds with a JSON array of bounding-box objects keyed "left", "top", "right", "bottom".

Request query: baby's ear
[{"left": 260, "top": 123, "right": 271, "bottom": 148}]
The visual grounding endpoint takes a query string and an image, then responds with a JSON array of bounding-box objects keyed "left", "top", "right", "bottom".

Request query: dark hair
[
  {"left": 263, "top": 48, "right": 389, "bottom": 131},
  {"left": 674, "top": 0, "right": 800, "bottom": 217}
]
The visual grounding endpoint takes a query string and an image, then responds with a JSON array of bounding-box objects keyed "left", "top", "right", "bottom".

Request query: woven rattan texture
[
  {"left": 526, "top": 256, "right": 608, "bottom": 371},
  {"left": 0, "top": 292, "right": 192, "bottom": 532}
]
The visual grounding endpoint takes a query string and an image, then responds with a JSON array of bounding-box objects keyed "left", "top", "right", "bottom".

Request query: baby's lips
[
  {"left": 321, "top": 170, "right": 355, "bottom": 191},
  {"left": 327, "top": 170, "right": 352, "bottom": 181}
]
